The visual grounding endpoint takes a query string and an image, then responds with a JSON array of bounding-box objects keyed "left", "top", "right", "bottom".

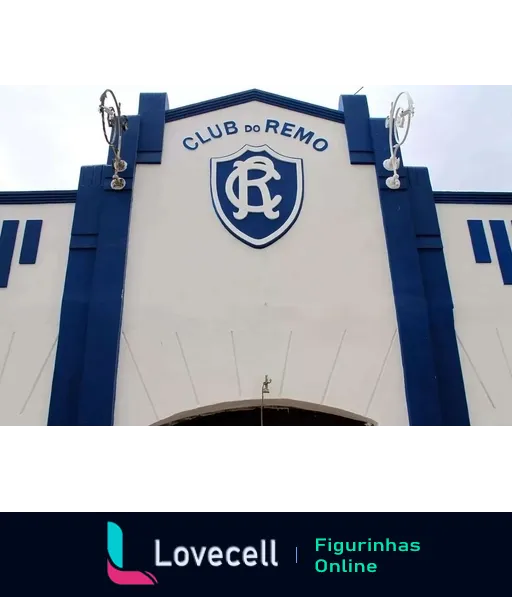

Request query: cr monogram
[
  {"left": 226, "top": 156, "right": 283, "bottom": 221},
  {"left": 211, "top": 145, "right": 304, "bottom": 249}
]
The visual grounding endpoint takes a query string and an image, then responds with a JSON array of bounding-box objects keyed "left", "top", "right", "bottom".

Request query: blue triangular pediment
[{"left": 165, "top": 89, "right": 345, "bottom": 124}]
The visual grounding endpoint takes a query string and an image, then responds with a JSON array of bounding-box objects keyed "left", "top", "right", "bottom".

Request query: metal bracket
[
  {"left": 383, "top": 92, "right": 415, "bottom": 190},
  {"left": 99, "top": 89, "right": 129, "bottom": 191}
]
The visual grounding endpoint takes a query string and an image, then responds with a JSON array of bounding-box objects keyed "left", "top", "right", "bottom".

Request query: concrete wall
[
  {"left": 114, "top": 101, "right": 408, "bottom": 426},
  {"left": 0, "top": 204, "right": 74, "bottom": 425},
  {"left": 438, "top": 204, "right": 512, "bottom": 425},
  {"left": 9, "top": 94, "right": 495, "bottom": 427}
]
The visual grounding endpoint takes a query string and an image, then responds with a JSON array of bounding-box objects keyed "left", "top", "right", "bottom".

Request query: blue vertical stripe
[
  {"left": 468, "top": 220, "right": 491, "bottom": 263},
  {"left": 410, "top": 169, "right": 469, "bottom": 426},
  {"left": 48, "top": 115, "right": 141, "bottom": 426},
  {"left": 369, "top": 120, "right": 444, "bottom": 426},
  {"left": 0, "top": 220, "right": 19, "bottom": 288},
  {"left": 77, "top": 117, "right": 140, "bottom": 425},
  {"left": 19, "top": 219, "right": 43, "bottom": 265},
  {"left": 339, "top": 95, "right": 375, "bottom": 164},
  {"left": 490, "top": 220, "right": 512, "bottom": 284},
  {"left": 137, "top": 93, "right": 169, "bottom": 164},
  {"left": 47, "top": 166, "right": 103, "bottom": 426}
]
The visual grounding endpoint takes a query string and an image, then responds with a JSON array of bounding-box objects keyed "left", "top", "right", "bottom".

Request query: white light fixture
[
  {"left": 383, "top": 92, "right": 415, "bottom": 190},
  {"left": 99, "top": 89, "right": 129, "bottom": 191}
]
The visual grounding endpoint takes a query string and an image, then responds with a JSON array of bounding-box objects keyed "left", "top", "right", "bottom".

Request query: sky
[{"left": 1, "top": 85, "right": 511, "bottom": 193}]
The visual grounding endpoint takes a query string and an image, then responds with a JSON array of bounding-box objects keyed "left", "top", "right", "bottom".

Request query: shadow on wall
[{"left": 152, "top": 399, "right": 377, "bottom": 427}]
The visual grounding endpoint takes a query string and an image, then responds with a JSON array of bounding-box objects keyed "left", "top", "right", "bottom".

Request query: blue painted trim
[
  {"left": 0, "top": 190, "right": 77, "bottom": 204},
  {"left": 165, "top": 89, "right": 345, "bottom": 125},
  {"left": 47, "top": 166, "right": 104, "bottom": 425},
  {"left": 369, "top": 119, "right": 443, "bottom": 426},
  {"left": 76, "top": 117, "right": 140, "bottom": 425},
  {"left": 339, "top": 95, "right": 375, "bottom": 164},
  {"left": 489, "top": 220, "right": 512, "bottom": 284},
  {"left": 48, "top": 116, "right": 140, "bottom": 426},
  {"left": 48, "top": 114, "right": 140, "bottom": 425},
  {"left": 70, "top": 234, "right": 97, "bottom": 250},
  {"left": 468, "top": 220, "right": 492, "bottom": 263},
  {"left": 19, "top": 220, "right": 43, "bottom": 265},
  {"left": 0, "top": 220, "right": 19, "bottom": 288},
  {"left": 408, "top": 168, "right": 469, "bottom": 426},
  {"left": 416, "top": 236, "right": 443, "bottom": 250},
  {"left": 434, "top": 192, "right": 512, "bottom": 204},
  {"left": 344, "top": 106, "right": 469, "bottom": 426},
  {"left": 137, "top": 93, "right": 169, "bottom": 164}
]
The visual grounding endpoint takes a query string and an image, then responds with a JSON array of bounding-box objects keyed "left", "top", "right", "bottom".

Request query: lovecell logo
[
  {"left": 107, "top": 522, "right": 158, "bottom": 585},
  {"left": 107, "top": 521, "right": 278, "bottom": 585},
  {"left": 154, "top": 538, "right": 278, "bottom": 567}
]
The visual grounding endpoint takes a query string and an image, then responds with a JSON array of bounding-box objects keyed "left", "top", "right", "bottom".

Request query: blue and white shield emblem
[{"left": 210, "top": 145, "right": 304, "bottom": 248}]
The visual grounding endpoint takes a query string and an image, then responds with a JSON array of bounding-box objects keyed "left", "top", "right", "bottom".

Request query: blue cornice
[
  {"left": 4, "top": 190, "right": 511, "bottom": 208},
  {"left": 0, "top": 190, "right": 77, "bottom": 205},
  {"left": 434, "top": 191, "right": 512, "bottom": 205},
  {"left": 165, "top": 89, "right": 346, "bottom": 124}
]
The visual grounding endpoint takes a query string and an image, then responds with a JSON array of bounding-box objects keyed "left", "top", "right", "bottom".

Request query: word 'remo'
[{"left": 182, "top": 120, "right": 329, "bottom": 152}]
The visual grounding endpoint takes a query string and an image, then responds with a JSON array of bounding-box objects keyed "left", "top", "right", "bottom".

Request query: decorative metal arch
[
  {"left": 99, "top": 89, "right": 129, "bottom": 190},
  {"left": 383, "top": 91, "right": 415, "bottom": 190}
]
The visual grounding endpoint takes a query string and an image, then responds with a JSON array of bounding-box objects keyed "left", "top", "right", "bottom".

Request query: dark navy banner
[{"left": 0, "top": 513, "right": 508, "bottom": 594}]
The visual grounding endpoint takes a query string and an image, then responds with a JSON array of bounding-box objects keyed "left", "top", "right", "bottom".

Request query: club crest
[{"left": 210, "top": 145, "right": 304, "bottom": 248}]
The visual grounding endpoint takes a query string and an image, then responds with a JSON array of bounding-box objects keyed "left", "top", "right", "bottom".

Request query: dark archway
[{"left": 164, "top": 404, "right": 368, "bottom": 426}]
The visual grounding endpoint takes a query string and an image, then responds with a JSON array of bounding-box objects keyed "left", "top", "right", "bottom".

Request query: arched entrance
[{"left": 153, "top": 400, "right": 376, "bottom": 426}]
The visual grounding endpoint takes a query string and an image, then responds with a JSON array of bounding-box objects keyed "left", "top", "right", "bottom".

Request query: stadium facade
[{"left": 0, "top": 89, "right": 509, "bottom": 426}]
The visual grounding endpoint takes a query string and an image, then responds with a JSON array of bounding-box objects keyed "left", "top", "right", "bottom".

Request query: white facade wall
[
  {"left": 7, "top": 96, "right": 507, "bottom": 427},
  {"left": 438, "top": 204, "right": 512, "bottom": 425},
  {"left": 114, "top": 102, "right": 408, "bottom": 426},
  {"left": 0, "top": 204, "right": 74, "bottom": 425}
]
